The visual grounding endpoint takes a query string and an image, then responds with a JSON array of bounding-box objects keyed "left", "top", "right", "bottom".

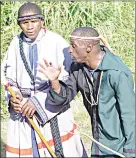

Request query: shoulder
[
  {"left": 6, "top": 35, "right": 20, "bottom": 50},
  {"left": 45, "top": 30, "right": 67, "bottom": 42},
  {"left": 10, "top": 35, "right": 20, "bottom": 44},
  {"left": 44, "top": 30, "right": 69, "bottom": 49},
  {"left": 103, "top": 51, "right": 132, "bottom": 81},
  {"left": 107, "top": 67, "right": 132, "bottom": 80},
  {"left": 115, "top": 55, "right": 131, "bottom": 72},
  {"left": 106, "top": 69, "right": 133, "bottom": 89},
  {"left": 102, "top": 47, "right": 131, "bottom": 73}
]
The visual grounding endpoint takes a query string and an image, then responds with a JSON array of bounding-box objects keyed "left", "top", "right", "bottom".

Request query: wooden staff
[{"left": 4, "top": 82, "right": 56, "bottom": 158}]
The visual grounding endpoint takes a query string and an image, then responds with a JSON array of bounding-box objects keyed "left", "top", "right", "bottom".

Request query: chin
[
  {"left": 72, "top": 57, "right": 82, "bottom": 63},
  {"left": 25, "top": 33, "right": 38, "bottom": 40},
  {"left": 28, "top": 36, "right": 37, "bottom": 40},
  {"left": 74, "top": 60, "right": 82, "bottom": 64},
  {"left": 76, "top": 59, "right": 84, "bottom": 63}
]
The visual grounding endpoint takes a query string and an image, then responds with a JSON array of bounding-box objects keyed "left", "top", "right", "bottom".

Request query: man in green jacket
[{"left": 38, "top": 26, "right": 135, "bottom": 158}]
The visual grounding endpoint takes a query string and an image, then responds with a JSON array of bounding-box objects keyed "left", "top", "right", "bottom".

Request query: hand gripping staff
[{"left": 3, "top": 81, "right": 56, "bottom": 158}]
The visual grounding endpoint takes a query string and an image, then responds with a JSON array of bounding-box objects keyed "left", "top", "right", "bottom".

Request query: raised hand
[{"left": 38, "top": 58, "right": 62, "bottom": 81}]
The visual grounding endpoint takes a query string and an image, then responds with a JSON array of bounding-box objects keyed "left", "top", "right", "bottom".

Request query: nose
[
  {"left": 69, "top": 46, "right": 73, "bottom": 54},
  {"left": 27, "top": 22, "right": 34, "bottom": 30}
]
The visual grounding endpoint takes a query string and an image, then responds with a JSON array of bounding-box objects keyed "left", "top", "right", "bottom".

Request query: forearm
[{"left": 47, "top": 77, "right": 78, "bottom": 108}]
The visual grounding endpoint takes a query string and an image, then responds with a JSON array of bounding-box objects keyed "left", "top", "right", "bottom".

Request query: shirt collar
[{"left": 97, "top": 45, "right": 120, "bottom": 71}]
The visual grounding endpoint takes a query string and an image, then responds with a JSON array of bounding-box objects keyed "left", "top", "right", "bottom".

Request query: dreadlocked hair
[
  {"left": 18, "top": 2, "right": 42, "bottom": 18},
  {"left": 71, "top": 26, "right": 100, "bottom": 45}
]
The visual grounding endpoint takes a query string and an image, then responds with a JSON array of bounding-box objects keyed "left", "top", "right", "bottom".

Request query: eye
[
  {"left": 31, "top": 20, "right": 36, "bottom": 23},
  {"left": 71, "top": 44, "right": 76, "bottom": 48},
  {"left": 31, "top": 19, "right": 39, "bottom": 23},
  {"left": 22, "top": 21, "right": 28, "bottom": 24}
]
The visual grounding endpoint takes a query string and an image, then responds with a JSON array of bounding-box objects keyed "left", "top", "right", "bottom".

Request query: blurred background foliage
[{"left": 1, "top": 1, "right": 135, "bottom": 118}]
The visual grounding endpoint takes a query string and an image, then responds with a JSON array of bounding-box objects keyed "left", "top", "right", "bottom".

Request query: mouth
[{"left": 27, "top": 32, "right": 35, "bottom": 35}]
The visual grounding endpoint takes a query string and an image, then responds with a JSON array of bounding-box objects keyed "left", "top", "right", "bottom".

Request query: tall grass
[{"left": 1, "top": 1, "right": 135, "bottom": 117}]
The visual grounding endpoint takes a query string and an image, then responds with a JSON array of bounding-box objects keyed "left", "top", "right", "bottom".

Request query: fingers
[
  {"left": 38, "top": 58, "right": 50, "bottom": 70},
  {"left": 38, "top": 62, "right": 47, "bottom": 70},
  {"left": 21, "top": 98, "right": 28, "bottom": 106},
  {"left": 26, "top": 108, "right": 35, "bottom": 118},
  {"left": 10, "top": 96, "right": 21, "bottom": 103},
  {"left": 10, "top": 97, "right": 20, "bottom": 104},
  {"left": 43, "top": 58, "right": 50, "bottom": 67},
  {"left": 16, "top": 92, "right": 23, "bottom": 101},
  {"left": 16, "top": 94, "right": 23, "bottom": 101},
  {"left": 38, "top": 68, "right": 49, "bottom": 80},
  {"left": 38, "top": 59, "right": 53, "bottom": 70},
  {"left": 37, "top": 61, "right": 48, "bottom": 76},
  {"left": 10, "top": 97, "right": 22, "bottom": 112},
  {"left": 21, "top": 104, "right": 28, "bottom": 116},
  {"left": 38, "top": 67, "right": 46, "bottom": 74},
  {"left": 21, "top": 101, "right": 35, "bottom": 117},
  {"left": 49, "top": 62, "right": 53, "bottom": 66},
  {"left": 37, "top": 60, "right": 53, "bottom": 79},
  {"left": 13, "top": 107, "right": 22, "bottom": 113}
]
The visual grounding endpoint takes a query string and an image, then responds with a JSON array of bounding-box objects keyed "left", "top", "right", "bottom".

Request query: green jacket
[{"left": 47, "top": 46, "right": 135, "bottom": 157}]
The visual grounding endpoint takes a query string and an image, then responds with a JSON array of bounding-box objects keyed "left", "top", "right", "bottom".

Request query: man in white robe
[{"left": 1, "top": 2, "right": 87, "bottom": 157}]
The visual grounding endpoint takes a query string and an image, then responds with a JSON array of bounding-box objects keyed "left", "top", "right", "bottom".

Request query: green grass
[
  {"left": 1, "top": 2, "right": 135, "bottom": 155},
  {"left": 1, "top": 1, "right": 135, "bottom": 117},
  {"left": 1, "top": 1, "right": 134, "bottom": 64}
]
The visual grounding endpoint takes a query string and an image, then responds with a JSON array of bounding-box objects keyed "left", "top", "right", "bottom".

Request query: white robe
[{"left": 2, "top": 29, "right": 87, "bottom": 157}]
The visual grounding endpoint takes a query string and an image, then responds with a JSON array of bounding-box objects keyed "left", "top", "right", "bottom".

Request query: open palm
[{"left": 38, "top": 59, "right": 61, "bottom": 81}]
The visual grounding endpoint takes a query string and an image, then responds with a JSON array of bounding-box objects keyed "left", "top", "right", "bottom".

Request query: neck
[{"left": 85, "top": 47, "right": 105, "bottom": 70}]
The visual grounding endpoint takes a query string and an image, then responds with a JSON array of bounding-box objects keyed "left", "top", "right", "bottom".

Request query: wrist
[
  {"left": 52, "top": 87, "right": 61, "bottom": 93},
  {"left": 50, "top": 79, "right": 61, "bottom": 93}
]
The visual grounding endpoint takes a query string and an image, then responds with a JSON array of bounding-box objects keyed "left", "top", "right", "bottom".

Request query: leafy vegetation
[{"left": 1, "top": 1, "right": 134, "bottom": 119}]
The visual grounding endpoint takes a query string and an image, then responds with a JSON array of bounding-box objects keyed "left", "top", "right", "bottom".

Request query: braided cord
[
  {"left": 19, "top": 34, "right": 64, "bottom": 157},
  {"left": 50, "top": 116, "right": 64, "bottom": 158},
  {"left": 19, "top": 36, "right": 34, "bottom": 84}
]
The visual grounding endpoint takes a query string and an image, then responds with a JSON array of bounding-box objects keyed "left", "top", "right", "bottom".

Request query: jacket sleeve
[
  {"left": 47, "top": 67, "right": 79, "bottom": 109},
  {"left": 115, "top": 71, "right": 135, "bottom": 157}
]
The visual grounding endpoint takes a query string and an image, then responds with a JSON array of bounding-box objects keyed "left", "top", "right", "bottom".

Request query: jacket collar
[
  {"left": 82, "top": 45, "right": 123, "bottom": 78},
  {"left": 83, "top": 45, "right": 120, "bottom": 72},
  {"left": 97, "top": 45, "right": 120, "bottom": 71}
]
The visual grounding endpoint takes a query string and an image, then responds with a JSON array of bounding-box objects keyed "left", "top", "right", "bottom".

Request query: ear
[
  {"left": 41, "top": 19, "right": 45, "bottom": 26},
  {"left": 86, "top": 44, "right": 93, "bottom": 53}
]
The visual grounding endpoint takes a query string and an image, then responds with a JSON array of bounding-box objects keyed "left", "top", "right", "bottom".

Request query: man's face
[
  {"left": 19, "top": 12, "right": 44, "bottom": 39},
  {"left": 69, "top": 38, "right": 88, "bottom": 63}
]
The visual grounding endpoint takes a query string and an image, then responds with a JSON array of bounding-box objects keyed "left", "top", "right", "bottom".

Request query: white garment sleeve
[
  {"left": 1, "top": 37, "right": 20, "bottom": 108},
  {"left": 29, "top": 36, "right": 72, "bottom": 125}
]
